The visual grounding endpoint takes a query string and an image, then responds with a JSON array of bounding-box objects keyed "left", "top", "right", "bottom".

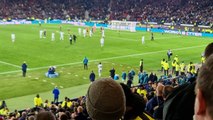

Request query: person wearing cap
[
  {"left": 21, "top": 61, "right": 27, "bottom": 77},
  {"left": 86, "top": 78, "right": 126, "bottom": 120}
]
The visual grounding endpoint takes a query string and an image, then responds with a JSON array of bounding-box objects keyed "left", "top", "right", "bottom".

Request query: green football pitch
[{"left": 0, "top": 24, "right": 212, "bottom": 111}]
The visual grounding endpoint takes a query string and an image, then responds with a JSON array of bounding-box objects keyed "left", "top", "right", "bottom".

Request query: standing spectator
[
  {"left": 139, "top": 59, "right": 143, "bottom": 72},
  {"left": 52, "top": 87, "right": 60, "bottom": 103},
  {"left": 98, "top": 62, "right": 102, "bottom": 77},
  {"left": 89, "top": 71, "right": 95, "bottom": 83},
  {"left": 109, "top": 68, "right": 115, "bottom": 79},
  {"left": 22, "top": 61, "right": 27, "bottom": 77},
  {"left": 34, "top": 94, "right": 43, "bottom": 107},
  {"left": 83, "top": 57, "right": 88, "bottom": 70}
]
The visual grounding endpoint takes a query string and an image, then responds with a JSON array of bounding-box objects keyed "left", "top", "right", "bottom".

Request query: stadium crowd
[
  {"left": 0, "top": 0, "right": 212, "bottom": 26},
  {"left": 0, "top": 42, "right": 212, "bottom": 120}
]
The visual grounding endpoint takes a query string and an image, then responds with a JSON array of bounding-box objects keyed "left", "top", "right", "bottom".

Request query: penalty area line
[{"left": 0, "top": 60, "right": 21, "bottom": 69}]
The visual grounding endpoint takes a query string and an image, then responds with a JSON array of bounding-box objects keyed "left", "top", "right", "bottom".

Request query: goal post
[{"left": 110, "top": 20, "right": 139, "bottom": 32}]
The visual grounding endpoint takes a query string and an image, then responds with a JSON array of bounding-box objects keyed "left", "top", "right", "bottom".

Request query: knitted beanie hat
[{"left": 86, "top": 78, "right": 126, "bottom": 120}]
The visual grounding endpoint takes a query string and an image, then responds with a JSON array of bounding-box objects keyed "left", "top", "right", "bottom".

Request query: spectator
[
  {"left": 86, "top": 78, "right": 125, "bottom": 120},
  {"left": 146, "top": 83, "right": 164, "bottom": 115},
  {"left": 35, "top": 111, "right": 56, "bottom": 120},
  {"left": 19, "top": 112, "right": 27, "bottom": 120},
  {"left": 194, "top": 54, "right": 213, "bottom": 120},
  {"left": 74, "top": 106, "right": 87, "bottom": 120},
  {"left": 204, "top": 42, "right": 213, "bottom": 58}
]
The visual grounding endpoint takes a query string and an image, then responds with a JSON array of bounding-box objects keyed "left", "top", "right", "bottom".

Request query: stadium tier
[{"left": 0, "top": 0, "right": 212, "bottom": 26}]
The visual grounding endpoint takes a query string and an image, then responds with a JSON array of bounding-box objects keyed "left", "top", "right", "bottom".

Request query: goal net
[{"left": 110, "top": 20, "right": 138, "bottom": 32}]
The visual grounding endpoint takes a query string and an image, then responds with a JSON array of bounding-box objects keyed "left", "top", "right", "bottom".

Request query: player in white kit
[
  {"left": 89, "top": 30, "right": 93, "bottom": 37},
  {"left": 101, "top": 29, "right": 105, "bottom": 37},
  {"left": 78, "top": 28, "right": 81, "bottom": 35},
  {"left": 100, "top": 37, "right": 104, "bottom": 47},
  {"left": 51, "top": 32, "right": 55, "bottom": 41},
  {"left": 142, "top": 35, "right": 145, "bottom": 44},
  {"left": 39, "top": 30, "right": 43, "bottom": 39},
  {"left": 98, "top": 62, "right": 102, "bottom": 77},
  {"left": 83, "top": 29, "right": 86, "bottom": 38},
  {"left": 60, "top": 31, "right": 64, "bottom": 40},
  {"left": 11, "top": 33, "right": 15, "bottom": 43}
]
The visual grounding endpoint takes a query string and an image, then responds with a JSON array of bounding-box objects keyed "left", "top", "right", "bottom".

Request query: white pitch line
[
  {"left": 0, "top": 60, "right": 21, "bottom": 68},
  {"left": 0, "top": 45, "right": 206, "bottom": 75}
]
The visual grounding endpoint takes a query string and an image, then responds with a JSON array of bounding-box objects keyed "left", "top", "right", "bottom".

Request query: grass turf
[{"left": 0, "top": 24, "right": 212, "bottom": 111}]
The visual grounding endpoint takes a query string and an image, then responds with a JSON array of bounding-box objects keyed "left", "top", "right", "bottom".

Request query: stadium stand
[
  {"left": 0, "top": 0, "right": 212, "bottom": 119},
  {"left": 0, "top": 0, "right": 212, "bottom": 26}
]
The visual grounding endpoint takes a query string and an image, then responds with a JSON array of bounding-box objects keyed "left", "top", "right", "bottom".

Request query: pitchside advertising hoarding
[
  {"left": 0, "top": 20, "right": 212, "bottom": 37},
  {"left": 164, "top": 30, "right": 202, "bottom": 37}
]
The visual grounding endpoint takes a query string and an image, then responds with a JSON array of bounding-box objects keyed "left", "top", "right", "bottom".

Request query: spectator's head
[
  {"left": 59, "top": 113, "right": 68, "bottom": 120},
  {"left": 204, "top": 42, "right": 213, "bottom": 58},
  {"left": 21, "top": 111, "right": 27, "bottom": 117},
  {"left": 77, "top": 106, "right": 83, "bottom": 113},
  {"left": 194, "top": 54, "right": 213, "bottom": 120},
  {"left": 86, "top": 78, "right": 126, "bottom": 120},
  {"left": 28, "top": 115, "right": 35, "bottom": 120},
  {"left": 35, "top": 111, "right": 56, "bottom": 120}
]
